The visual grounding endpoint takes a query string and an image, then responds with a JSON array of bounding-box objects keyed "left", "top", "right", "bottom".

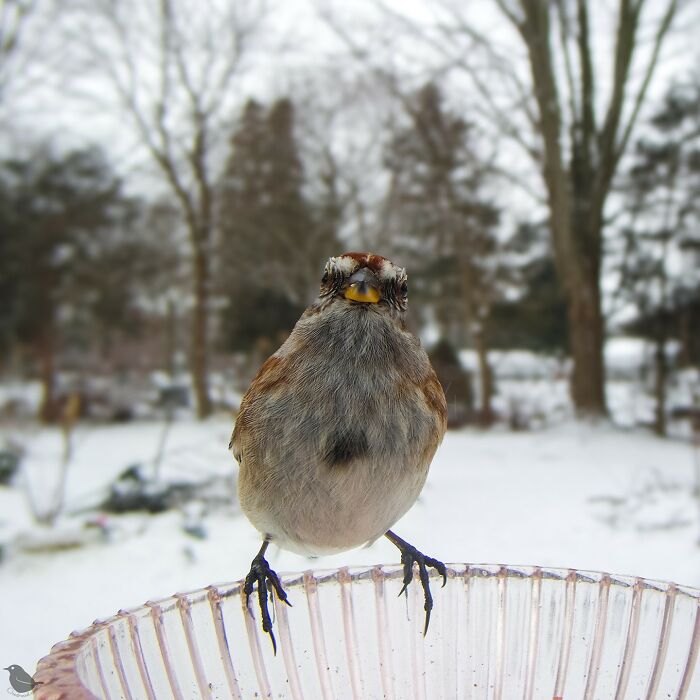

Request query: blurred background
[{"left": 1, "top": 0, "right": 700, "bottom": 673}]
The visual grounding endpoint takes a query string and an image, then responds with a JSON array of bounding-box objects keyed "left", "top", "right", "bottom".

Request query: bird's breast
[
  {"left": 234, "top": 307, "right": 446, "bottom": 554},
  {"left": 249, "top": 309, "right": 442, "bottom": 466}
]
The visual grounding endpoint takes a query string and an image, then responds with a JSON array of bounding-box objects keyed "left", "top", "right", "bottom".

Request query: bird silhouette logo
[{"left": 3, "top": 665, "right": 42, "bottom": 696}]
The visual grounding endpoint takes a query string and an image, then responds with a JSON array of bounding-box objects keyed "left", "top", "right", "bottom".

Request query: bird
[
  {"left": 230, "top": 252, "right": 448, "bottom": 652},
  {"left": 4, "top": 664, "right": 42, "bottom": 693}
]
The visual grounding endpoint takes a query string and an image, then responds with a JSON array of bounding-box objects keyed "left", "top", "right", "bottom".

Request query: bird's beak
[{"left": 344, "top": 268, "right": 381, "bottom": 304}]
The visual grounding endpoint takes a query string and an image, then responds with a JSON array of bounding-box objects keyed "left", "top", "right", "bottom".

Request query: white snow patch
[{"left": 1, "top": 417, "right": 699, "bottom": 674}]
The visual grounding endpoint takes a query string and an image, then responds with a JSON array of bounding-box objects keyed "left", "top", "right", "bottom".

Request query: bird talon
[
  {"left": 423, "top": 609, "right": 431, "bottom": 636},
  {"left": 385, "top": 530, "right": 446, "bottom": 634},
  {"left": 243, "top": 543, "right": 288, "bottom": 654},
  {"left": 426, "top": 558, "right": 448, "bottom": 587},
  {"left": 267, "top": 569, "right": 292, "bottom": 606}
]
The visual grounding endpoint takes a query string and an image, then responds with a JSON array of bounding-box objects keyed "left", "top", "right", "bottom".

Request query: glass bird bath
[{"left": 34, "top": 564, "right": 700, "bottom": 699}]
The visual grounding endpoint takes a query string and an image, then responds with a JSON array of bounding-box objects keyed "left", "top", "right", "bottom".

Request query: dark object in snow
[
  {"left": 183, "top": 522, "right": 207, "bottom": 539},
  {"left": 55, "top": 388, "right": 135, "bottom": 423},
  {"left": 0, "top": 449, "right": 22, "bottom": 485},
  {"left": 100, "top": 465, "right": 234, "bottom": 514},
  {"left": 119, "top": 464, "right": 145, "bottom": 482},
  {"left": 428, "top": 339, "right": 474, "bottom": 428},
  {"left": 103, "top": 463, "right": 171, "bottom": 513},
  {"left": 158, "top": 386, "right": 190, "bottom": 410},
  {"left": 670, "top": 405, "right": 700, "bottom": 430},
  {"left": 103, "top": 466, "right": 191, "bottom": 513}
]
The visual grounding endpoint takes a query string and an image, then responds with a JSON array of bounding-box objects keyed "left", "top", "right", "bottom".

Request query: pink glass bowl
[{"left": 34, "top": 564, "right": 700, "bottom": 699}]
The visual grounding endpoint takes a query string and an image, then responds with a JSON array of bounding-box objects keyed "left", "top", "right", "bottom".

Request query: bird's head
[
  {"left": 4, "top": 666, "right": 16, "bottom": 672},
  {"left": 317, "top": 252, "right": 408, "bottom": 317}
]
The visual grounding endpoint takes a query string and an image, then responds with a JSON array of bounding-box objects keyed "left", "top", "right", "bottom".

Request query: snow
[
  {"left": 0, "top": 380, "right": 43, "bottom": 416},
  {"left": 457, "top": 337, "right": 681, "bottom": 383},
  {"left": 605, "top": 336, "right": 681, "bottom": 379},
  {"left": 459, "top": 349, "right": 567, "bottom": 380},
  {"left": 1, "top": 415, "right": 699, "bottom": 678}
]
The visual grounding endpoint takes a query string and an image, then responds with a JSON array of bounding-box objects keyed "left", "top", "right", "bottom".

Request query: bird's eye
[{"left": 400, "top": 280, "right": 408, "bottom": 297}]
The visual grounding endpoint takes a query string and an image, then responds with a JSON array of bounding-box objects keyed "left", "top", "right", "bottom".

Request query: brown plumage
[{"left": 231, "top": 252, "right": 448, "bottom": 651}]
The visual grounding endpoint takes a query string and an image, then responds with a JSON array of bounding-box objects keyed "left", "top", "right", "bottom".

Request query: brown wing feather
[{"left": 229, "top": 354, "right": 289, "bottom": 464}]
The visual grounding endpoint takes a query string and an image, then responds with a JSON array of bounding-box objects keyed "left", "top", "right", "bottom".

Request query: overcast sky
[
  {"left": 7, "top": 0, "right": 698, "bottom": 158},
  {"left": 3, "top": 0, "right": 699, "bottom": 240}
]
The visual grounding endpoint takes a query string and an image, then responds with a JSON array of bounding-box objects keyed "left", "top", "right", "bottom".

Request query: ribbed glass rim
[{"left": 32, "top": 563, "right": 700, "bottom": 700}]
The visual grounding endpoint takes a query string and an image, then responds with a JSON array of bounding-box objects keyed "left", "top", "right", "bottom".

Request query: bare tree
[
  {"left": 0, "top": 0, "right": 59, "bottom": 122},
  {"left": 288, "top": 65, "right": 401, "bottom": 253},
  {"left": 328, "top": 0, "right": 682, "bottom": 417},
  {"left": 499, "top": 0, "right": 678, "bottom": 417},
  {"left": 0, "top": 0, "right": 37, "bottom": 101},
  {"left": 65, "top": 0, "right": 267, "bottom": 418}
]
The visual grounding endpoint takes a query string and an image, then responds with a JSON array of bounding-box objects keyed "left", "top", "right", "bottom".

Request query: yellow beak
[
  {"left": 344, "top": 268, "right": 381, "bottom": 303},
  {"left": 345, "top": 284, "right": 380, "bottom": 303}
]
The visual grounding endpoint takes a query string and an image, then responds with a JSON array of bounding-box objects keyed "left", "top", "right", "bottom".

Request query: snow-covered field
[{"left": 1, "top": 415, "right": 699, "bottom": 679}]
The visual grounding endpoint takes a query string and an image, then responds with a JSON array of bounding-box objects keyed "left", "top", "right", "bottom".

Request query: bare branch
[
  {"left": 575, "top": 0, "right": 597, "bottom": 142},
  {"left": 493, "top": 0, "right": 522, "bottom": 28},
  {"left": 554, "top": 0, "right": 579, "bottom": 127},
  {"left": 597, "top": 0, "right": 643, "bottom": 185},
  {"left": 514, "top": 0, "right": 574, "bottom": 279},
  {"left": 0, "top": 0, "right": 37, "bottom": 58},
  {"left": 614, "top": 0, "right": 677, "bottom": 165},
  {"left": 0, "top": 0, "right": 58, "bottom": 110},
  {"left": 318, "top": 0, "right": 541, "bottom": 167},
  {"left": 61, "top": 0, "right": 268, "bottom": 418}
]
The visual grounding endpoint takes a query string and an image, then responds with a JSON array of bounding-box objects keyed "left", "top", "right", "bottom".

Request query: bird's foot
[
  {"left": 385, "top": 530, "right": 447, "bottom": 635},
  {"left": 243, "top": 545, "right": 291, "bottom": 654}
]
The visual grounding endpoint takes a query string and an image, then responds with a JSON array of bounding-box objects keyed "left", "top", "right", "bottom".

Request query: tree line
[{"left": 0, "top": 0, "right": 698, "bottom": 432}]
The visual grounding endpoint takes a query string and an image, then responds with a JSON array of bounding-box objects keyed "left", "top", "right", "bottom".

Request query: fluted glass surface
[{"left": 34, "top": 564, "right": 700, "bottom": 699}]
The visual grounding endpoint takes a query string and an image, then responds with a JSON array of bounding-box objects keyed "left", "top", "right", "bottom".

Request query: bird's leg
[
  {"left": 243, "top": 537, "right": 291, "bottom": 654},
  {"left": 385, "top": 529, "right": 447, "bottom": 635}
]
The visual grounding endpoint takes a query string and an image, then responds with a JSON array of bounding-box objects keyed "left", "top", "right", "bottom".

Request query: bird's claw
[
  {"left": 390, "top": 537, "right": 446, "bottom": 635},
  {"left": 243, "top": 551, "right": 291, "bottom": 654}
]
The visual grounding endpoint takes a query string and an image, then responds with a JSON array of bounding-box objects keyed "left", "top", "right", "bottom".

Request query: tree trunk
[
  {"left": 679, "top": 308, "right": 692, "bottom": 367},
  {"left": 567, "top": 271, "right": 607, "bottom": 417},
  {"left": 38, "top": 328, "right": 56, "bottom": 424},
  {"left": 165, "top": 298, "right": 176, "bottom": 378},
  {"left": 474, "top": 328, "right": 494, "bottom": 426},
  {"left": 191, "top": 247, "right": 212, "bottom": 418},
  {"left": 653, "top": 332, "right": 667, "bottom": 437}
]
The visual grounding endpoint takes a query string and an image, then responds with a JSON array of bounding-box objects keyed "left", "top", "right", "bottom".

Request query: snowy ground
[{"left": 0, "top": 415, "right": 699, "bottom": 678}]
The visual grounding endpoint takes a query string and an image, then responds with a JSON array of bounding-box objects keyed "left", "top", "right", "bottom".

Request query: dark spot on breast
[{"left": 324, "top": 428, "right": 368, "bottom": 468}]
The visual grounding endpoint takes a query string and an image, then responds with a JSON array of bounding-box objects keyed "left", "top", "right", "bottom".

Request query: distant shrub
[{"left": 429, "top": 339, "right": 474, "bottom": 429}]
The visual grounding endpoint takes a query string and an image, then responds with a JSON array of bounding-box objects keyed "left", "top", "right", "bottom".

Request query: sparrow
[
  {"left": 4, "top": 665, "right": 42, "bottom": 693},
  {"left": 230, "top": 252, "right": 448, "bottom": 652}
]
